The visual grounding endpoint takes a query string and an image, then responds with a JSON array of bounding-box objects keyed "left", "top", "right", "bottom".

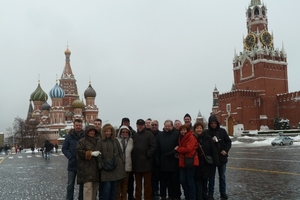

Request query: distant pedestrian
[
  {"left": 40, "top": 146, "right": 44, "bottom": 158},
  {"left": 19, "top": 146, "right": 22, "bottom": 153},
  {"left": 62, "top": 119, "right": 84, "bottom": 200},
  {"left": 55, "top": 143, "right": 58, "bottom": 153},
  {"left": 31, "top": 144, "right": 35, "bottom": 154},
  {"left": 44, "top": 140, "right": 54, "bottom": 160},
  {"left": 4, "top": 144, "right": 10, "bottom": 155}
]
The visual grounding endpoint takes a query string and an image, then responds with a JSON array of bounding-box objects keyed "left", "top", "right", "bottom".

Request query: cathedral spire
[{"left": 61, "top": 47, "right": 74, "bottom": 79}]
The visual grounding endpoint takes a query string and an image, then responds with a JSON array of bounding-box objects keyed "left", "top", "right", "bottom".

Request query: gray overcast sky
[{"left": 0, "top": 0, "right": 299, "bottom": 131}]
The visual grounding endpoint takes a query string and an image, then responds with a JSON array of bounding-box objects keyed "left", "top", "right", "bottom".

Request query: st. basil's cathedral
[
  {"left": 27, "top": 48, "right": 99, "bottom": 144},
  {"left": 212, "top": 0, "right": 300, "bottom": 135}
]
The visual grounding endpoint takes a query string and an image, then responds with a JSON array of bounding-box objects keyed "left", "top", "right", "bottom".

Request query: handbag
[
  {"left": 184, "top": 151, "right": 196, "bottom": 168},
  {"left": 199, "top": 144, "right": 214, "bottom": 165},
  {"left": 101, "top": 140, "right": 117, "bottom": 171},
  {"left": 102, "top": 157, "right": 116, "bottom": 171}
]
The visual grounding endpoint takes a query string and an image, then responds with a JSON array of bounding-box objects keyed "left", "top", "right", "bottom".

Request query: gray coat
[
  {"left": 96, "top": 138, "right": 126, "bottom": 182},
  {"left": 132, "top": 128, "right": 157, "bottom": 172}
]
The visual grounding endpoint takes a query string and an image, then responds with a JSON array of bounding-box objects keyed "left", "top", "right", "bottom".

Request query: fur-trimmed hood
[
  {"left": 117, "top": 125, "right": 132, "bottom": 138},
  {"left": 101, "top": 123, "right": 116, "bottom": 140}
]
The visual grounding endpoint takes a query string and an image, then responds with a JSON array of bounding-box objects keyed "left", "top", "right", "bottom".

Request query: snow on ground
[{"left": 232, "top": 135, "right": 300, "bottom": 147}]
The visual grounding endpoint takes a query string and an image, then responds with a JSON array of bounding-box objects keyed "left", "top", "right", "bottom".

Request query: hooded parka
[
  {"left": 76, "top": 126, "right": 99, "bottom": 184},
  {"left": 117, "top": 125, "right": 134, "bottom": 172},
  {"left": 206, "top": 115, "right": 232, "bottom": 164},
  {"left": 96, "top": 124, "right": 126, "bottom": 181}
]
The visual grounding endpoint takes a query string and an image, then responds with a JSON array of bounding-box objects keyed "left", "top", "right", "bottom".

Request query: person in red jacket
[{"left": 175, "top": 124, "right": 199, "bottom": 200}]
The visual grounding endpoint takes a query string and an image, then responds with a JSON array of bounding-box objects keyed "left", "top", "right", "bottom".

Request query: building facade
[
  {"left": 28, "top": 48, "right": 99, "bottom": 144},
  {"left": 212, "top": 0, "right": 299, "bottom": 134}
]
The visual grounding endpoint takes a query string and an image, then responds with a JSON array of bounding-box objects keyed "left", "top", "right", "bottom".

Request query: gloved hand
[{"left": 91, "top": 151, "right": 101, "bottom": 157}]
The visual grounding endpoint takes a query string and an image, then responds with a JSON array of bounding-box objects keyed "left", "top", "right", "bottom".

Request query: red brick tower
[
  {"left": 59, "top": 48, "right": 78, "bottom": 111},
  {"left": 213, "top": 0, "right": 288, "bottom": 131}
]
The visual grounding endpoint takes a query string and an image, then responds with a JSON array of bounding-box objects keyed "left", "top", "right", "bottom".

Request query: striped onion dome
[
  {"left": 30, "top": 83, "right": 48, "bottom": 101},
  {"left": 49, "top": 83, "right": 65, "bottom": 98},
  {"left": 41, "top": 101, "right": 51, "bottom": 110},
  {"left": 72, "top": 96, "right": 85, "bottom": 109},
  {"left": 84, "top": 84, "right": 96, "bottom": 98}
]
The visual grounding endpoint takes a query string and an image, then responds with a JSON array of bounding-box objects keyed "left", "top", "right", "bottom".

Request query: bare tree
[{"left": 13, "top": 117, "right": 28, "bottom": 148}]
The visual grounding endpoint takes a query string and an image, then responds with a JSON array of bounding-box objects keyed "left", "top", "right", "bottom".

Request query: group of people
[{"left": 62, "top": 114, "right": 231, "bottom": 200}]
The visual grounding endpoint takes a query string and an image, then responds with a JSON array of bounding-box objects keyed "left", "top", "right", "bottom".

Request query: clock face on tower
[
  {"left": 260, "top": 31, "right": 273, "bottom": 46},
  {"left": 244, "top": 33, "right": 256, "bottom": 50}
]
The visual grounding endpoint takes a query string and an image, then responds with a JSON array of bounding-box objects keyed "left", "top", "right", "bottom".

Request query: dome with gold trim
[
  {"left": 72, "top": 96, "right": 85, "bottom": 109},
  {"left": 84, "top": 84, "right": 96, "bottom": 98},
  {"left": 30, "top": 83, "right": 48, "bottom": 101}
]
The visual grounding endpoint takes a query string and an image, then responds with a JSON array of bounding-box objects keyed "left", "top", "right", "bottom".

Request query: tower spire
[{"left": 61, "top": 47, "right": 74, "bottom": 79}]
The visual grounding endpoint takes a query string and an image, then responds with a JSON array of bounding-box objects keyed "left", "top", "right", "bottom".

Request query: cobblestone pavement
[{"left": 1, "top": 144, "right": 300, "bottom": 200}]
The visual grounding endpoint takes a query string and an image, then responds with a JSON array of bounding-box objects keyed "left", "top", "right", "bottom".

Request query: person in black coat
[
  {"left": 206, "top": 115, "right": 232, "bottom": 200},
  {"left": 156, "top": 120, "right": 181, "bottom": 200},
  {"left": 194, "top": 122, "right": 220, "bottom": 200}
]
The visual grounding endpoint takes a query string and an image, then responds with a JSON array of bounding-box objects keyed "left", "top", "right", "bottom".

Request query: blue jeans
[
  {"left": 180, "top": 168, "right": 196, "bottom": 200},
  {"left": 45, "top": 151, "right": 50, "bottom": 160},
  {"left": 66, "top": 171, "right": 83, "bottom": 200},
  {"left": 101, "top": 181, "right": 117, "bottom": 200},
  {"left": 208, "top": 163, "right": 227, "bottom": 195}
]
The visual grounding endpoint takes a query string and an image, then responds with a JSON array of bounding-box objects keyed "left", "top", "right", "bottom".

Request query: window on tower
[
  {"left": 262, "top": 7, "right": 266, "bottom": 16},
  {"left": 254, "top": 8, "right": 259, "bottom": 16}
]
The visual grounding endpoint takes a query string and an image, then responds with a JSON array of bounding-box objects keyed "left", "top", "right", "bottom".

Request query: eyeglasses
[
  {"left": 121, "top": 131, "right": 129, "bottom": 133},
  {"left": 151, "top": 124, "right": 158, "bottom": 126}
]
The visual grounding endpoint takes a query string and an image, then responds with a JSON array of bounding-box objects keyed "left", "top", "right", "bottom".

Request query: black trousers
[
  {"left": 127, "top": 171, "right": 134, "bottom": 198},
  {"left": 159, "top": 171, "right": 180, "bottom": 199}
]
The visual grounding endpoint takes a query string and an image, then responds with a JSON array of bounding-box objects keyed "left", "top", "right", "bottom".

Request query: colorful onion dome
[
  {"left": 84, "top": 84, "right": 96, "bottom": 98},
  {"left": 49, "top": 83, "right": 65, "bottom": 98},
  {"left": 41, "top": 101, "right": 51, "bottom": 110},
  {"left": 72, "top": 96, "right": 85, "bottom": 109},
  {"left": 30, "top": 83, "right": 48, "bottom": 102}
]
